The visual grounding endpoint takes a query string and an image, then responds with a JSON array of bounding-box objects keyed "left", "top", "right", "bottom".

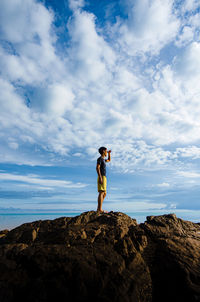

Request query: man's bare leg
[{"left": 97, "top": 191, "right": 107, "bottom": 212}]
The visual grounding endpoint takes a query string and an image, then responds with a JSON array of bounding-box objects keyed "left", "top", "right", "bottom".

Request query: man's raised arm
[{"left": 105, "top": 150, "right": 111, "bottom": 162}]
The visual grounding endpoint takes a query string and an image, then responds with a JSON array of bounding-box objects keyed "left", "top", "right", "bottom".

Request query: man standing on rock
[{"left": 96, "top": 147, "right": 111, "bottom": 213}]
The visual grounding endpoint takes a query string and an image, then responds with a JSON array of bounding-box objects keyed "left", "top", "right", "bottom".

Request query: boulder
[{"left": 0, "top": 211, "right": 199, "bottom": 302}]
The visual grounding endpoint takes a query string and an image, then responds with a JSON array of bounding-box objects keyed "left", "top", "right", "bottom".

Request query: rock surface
[{"left": 0, "top": 211, "right": 200, "bottom": 302}]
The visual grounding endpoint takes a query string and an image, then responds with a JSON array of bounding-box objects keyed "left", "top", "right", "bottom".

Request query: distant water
[
  {"left": 0, "top": 212, "right": 81, "bottom": 231},
  {"left": 0, "top": 210, "right": 199, "bottom": 230}
]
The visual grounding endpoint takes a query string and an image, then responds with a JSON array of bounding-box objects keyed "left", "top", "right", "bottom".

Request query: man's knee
[{"left": 98, "top": 191, "right": 106, "bottom": 198}]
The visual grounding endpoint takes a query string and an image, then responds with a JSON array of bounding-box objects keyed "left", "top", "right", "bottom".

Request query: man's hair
[{"left": 98, "top": 146, "right": 107, "bottom": 155}]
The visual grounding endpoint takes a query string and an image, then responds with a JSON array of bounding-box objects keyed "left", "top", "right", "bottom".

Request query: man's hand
[{"left": 106, "top": 150, "right": 111, "bottom": 162}]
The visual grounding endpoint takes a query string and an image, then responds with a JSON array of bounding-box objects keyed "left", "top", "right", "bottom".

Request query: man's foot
[{"left": 97, "top": 210, "right": 108, "bottom": 214}]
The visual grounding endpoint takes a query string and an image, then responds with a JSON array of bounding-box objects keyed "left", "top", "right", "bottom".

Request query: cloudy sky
[{"left": 0, "top": 0, "right": 200, "bottom": 217}]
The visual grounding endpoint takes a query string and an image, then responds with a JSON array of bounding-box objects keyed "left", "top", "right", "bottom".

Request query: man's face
[{"left": 103, "top": 149, "right": 107, "bottom": 157}]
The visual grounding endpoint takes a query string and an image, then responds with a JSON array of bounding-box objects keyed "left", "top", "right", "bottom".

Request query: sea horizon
[{"left": 0, "top": 209, "right": 200, "bottom": 231}]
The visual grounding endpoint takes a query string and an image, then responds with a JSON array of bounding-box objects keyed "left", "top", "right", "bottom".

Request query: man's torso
[{"left": 97, "top": 156, "right": 106, "bottom": 176}]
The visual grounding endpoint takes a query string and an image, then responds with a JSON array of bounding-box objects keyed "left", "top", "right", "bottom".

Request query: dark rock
[
  {"left": 0, "top": 211, "right": 200, "bottom": 302},
  {"left": 0, "top": 229, "right": 9, "bottom": 239}
]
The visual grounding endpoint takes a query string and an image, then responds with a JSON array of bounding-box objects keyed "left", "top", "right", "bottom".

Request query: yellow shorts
[{"left": 97, "top": 176, "right": 107, "bottom": 192}]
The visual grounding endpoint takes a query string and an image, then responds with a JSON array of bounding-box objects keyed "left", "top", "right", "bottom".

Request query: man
[{"left": 96, "top": 147, "right": 111, "bottom": 213}]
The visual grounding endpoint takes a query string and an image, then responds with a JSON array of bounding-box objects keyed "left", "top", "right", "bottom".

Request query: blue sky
[{"left": 0, "top": 0, "right": 200, "bottom": 216}]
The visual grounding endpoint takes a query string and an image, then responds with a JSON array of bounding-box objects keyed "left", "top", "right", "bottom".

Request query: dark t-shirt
[{"left": 97, "top": 156, "right": 106, "bottom": 176}]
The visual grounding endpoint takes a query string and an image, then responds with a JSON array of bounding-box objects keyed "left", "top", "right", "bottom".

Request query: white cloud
[
  {"left": 174, "top": 42, "right": 200, "bottom": 80},
  {"left": 151, "top": 46, "right": 200, "bottom": 145},
  {"left": 69, "top": 0, "right": 85, "bottom": 11},
  {"left": 107, "top": 140, "right": 174, "bottom": 173},
  {"left": 116, "top": 0, "right": 180, "bottom": 55},
  {"left": 31, "top": 83, "right": 75, "bottom": 116},
  {"left": 0, "top": 0, "right": 65, "bottom": 86},
  {"left": 157, "top": 182, "right": 170, "bottom": 188},
  {"left": 0, "top": 78, "right": 31, "bottom": 129},
  {"left": 0, "top": 172, "right": 88, "bottom": 188},
  {"left": 169, "top": 203, "right": 176, "bottom": 209},
  {"left": 67, "top": 10, "right": 116, "bottom": 83},
  {"left": 177, "top": 171, "right": 200, "bottom": 178},
  {"left": 73, "top": 153, "right": 82, "bottom": 157},
  {"left": 175, "top": 26, "right": 194, "bottom": 47},
  {"left": 175, "top": 146, "right": 200, "bottom": 159},
  {"left": 8, "top": 141, "right": 19, "bottom": 150},
  {"left": 181, "top": 0, "right": 200, "bottom": 12},
  {"left": 0, "top": 0, "right": 53, "bottom": 43}
]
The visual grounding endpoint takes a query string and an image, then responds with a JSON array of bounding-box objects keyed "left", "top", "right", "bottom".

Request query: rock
[
  {"left": 0, "top": 229, "right": 9, "bottom": 239},
  {"left": 0, "top": 211, "right": 199, "bottom": 302}
]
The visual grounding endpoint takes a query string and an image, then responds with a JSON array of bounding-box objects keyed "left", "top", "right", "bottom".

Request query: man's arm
[
  {"left": 96, "top": 164, "right": 103, "bottom": 184},
  {"left": 105, "top": 150, "right": 111, "bottom": 162}
]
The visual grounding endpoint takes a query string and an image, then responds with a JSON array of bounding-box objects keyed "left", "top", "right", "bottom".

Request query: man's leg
[{"left": 97, "top": 191, "right": 106, "bottom": 212}]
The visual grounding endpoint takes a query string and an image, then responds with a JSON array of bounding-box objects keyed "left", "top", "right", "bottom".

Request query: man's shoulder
[
  {"left": 97, "top": 156, "right": 105, "bottom": 163},
  {"left": 97, "top": 156, "right": 101, "bottom": 163}
]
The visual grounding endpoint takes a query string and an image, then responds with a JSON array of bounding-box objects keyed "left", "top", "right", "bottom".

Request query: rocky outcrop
[{"left": 0, "top": 211, "right": 200, "bottom": 302}]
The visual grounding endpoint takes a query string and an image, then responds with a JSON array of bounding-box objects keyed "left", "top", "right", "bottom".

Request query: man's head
[{"left": 98, "top": 146, "right": 107, "bottom": 157}]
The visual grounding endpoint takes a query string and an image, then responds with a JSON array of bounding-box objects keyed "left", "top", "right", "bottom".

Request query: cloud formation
[
  {"left": 116, "top": 0, "right": 180, "bottom": 55},
  {"left": 0, "top": 172, "right": 87, "bottom": 188},
  {"left": 0, "top": 0, "right": 200, "bottom": 175}
]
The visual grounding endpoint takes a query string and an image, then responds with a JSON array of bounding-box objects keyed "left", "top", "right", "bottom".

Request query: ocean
[{"left": 0, "top": 209, "right": 200, "bottom": 231}]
